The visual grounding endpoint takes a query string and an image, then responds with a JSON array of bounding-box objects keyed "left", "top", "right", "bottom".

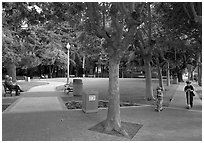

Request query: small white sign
[{"left": 89, "top": 95, "right": 96, "bottom": 101}]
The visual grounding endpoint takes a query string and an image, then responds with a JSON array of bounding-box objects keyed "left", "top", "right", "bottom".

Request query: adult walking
[{"left": 184, "top": 81, "right": 195, "bottom": 109}]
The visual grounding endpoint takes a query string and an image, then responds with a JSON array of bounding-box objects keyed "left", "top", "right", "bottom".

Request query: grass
[
  {"left": 2, "top": 104, "right": 10, "bottom": 112},
  {"left": 196, "top": 90, "right": 202, "bottom": 100},
  {"left": 17, "top": 80, "right": 49, "bottom": 92},
  {"left": 192, "top": 83, "right": 202, "bottom": 100},
  {"left": 2, "top": 78, "right": 179, "bottom": 112},
  {"left": 58, "top": 78, "right": 179, "bottom": 107}
]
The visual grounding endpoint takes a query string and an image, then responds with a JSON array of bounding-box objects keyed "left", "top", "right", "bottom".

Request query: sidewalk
[
  {"left": 2, "top": 81, "right": 202, "bottom": 141},
  {"left": 3, "top": 81, "right": 66, "bottom": 113},
  {"left": 169, "top": 82, "right": 202, "bottom": 111}
]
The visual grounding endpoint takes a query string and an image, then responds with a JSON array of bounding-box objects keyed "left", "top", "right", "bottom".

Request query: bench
[
  {"left": 70, "top": 75, "right": 75, "bottom": 78},
  {"left": 64, "top": 83, "right": 73, "bottom": 95},
  {"left": 88, "top": 75, "right": 95, "bottom": 78},
  {"left": 32, "top": 77, "right": 41, "bottom": 80},
  {"left": 2, "top": 83, "right": 14, "bottom": 97}
]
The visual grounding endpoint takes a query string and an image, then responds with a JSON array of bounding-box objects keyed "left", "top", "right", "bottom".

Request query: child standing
[
  {"left": 184, "top": 81, "right": 195, "bottom": 109},
  {"left": 155, "top": 86, "right": 164, "bottom": 112}
]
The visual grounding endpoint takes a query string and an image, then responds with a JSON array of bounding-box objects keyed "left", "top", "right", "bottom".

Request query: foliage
[
  {"left": 2, "top": 28, "right": 21, "bottom": 64},
  {"left": 155, "top": 2, "right": 201, "bottom": 43}
]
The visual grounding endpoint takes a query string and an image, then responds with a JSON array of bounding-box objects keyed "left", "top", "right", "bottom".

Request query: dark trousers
[
  {"left": 186, "top": 92, "right": 194, "bottom": 107},
  {"left": 9, "top": 85, "right": 21, "bottom": 95}
]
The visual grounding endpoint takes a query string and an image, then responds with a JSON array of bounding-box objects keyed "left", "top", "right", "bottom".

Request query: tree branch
[
  {"left": 136, "top": 29, "right": 145, "bottom": 51},
  {"left": 86, "top": 2, "right": 110, "bottom": 40},
  {"left": 183, "top": 3, "right": 191, "bottom": 19},
  {"left": 190, "top": 2, "right": 202, "bottom": 24},
  {"left": 117, "top": 2, "right": 129, "bottom": 17}
]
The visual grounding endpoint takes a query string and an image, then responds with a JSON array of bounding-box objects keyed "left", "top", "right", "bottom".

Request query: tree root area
[{"left": 88, "top": 120, "right": 143, "bottom": 139}]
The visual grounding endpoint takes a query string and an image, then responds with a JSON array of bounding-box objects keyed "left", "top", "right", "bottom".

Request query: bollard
[
  {"left": 82, "top": 90, "right": 98, "bottom": 113},
  {"left": 73, "top": 79, "right": 83, "bottom": 96}
]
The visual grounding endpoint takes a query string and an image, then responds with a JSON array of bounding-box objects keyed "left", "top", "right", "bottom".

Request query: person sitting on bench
[{"left": 4, "top": 75, "right": 24, "bottom": 96}]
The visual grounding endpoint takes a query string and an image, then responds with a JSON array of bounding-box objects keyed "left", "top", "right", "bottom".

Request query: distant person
[
  {"left": 184, "top": 81, "right": 195, "bottom": 109},
  {"left": 4, "top": 75, "right": 23, "bottom": 96},
  {"left": 155, "top": 86, "right": 164, "bottom": 112},
  {"left": 41, "top": 75, "right": 45, "bottom": 79}
]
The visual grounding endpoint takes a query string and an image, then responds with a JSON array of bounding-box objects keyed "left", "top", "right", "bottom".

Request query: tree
[
  {"left": 155, "top": 2, "right": 202, "bottom": 84},
  {"left": 2, "top": 2, "right": 45, "bottom": 81},
  {"left": 76, "top": 31, "right": 108, "bottom": 77},
  {"left": 131, "top": 3, "right": 157, "bottom": 100},
  {"left": 2, "top": 26, "right": 21, "bottom": 82},
  {"left": 152, "top": 47, "right": 166, "bottom": 90},
  {"left": 18, "top": 2, "right": 141, "bottom": 136},
  {"left": 81, "top": 2, "right": 149, "bottom": 137}
]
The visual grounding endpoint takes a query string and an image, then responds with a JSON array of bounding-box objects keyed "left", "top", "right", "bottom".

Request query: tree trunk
[
  {"left": 187, "top": 65, "right": 194, "bottom": 81},
  {"left": 158, "top": 66, "right": 164, "bottom": 90},
  {"left": 49, "top": 65, "right": 55, "bottom": 78},
  {"left": 166, "top": 62, "right": 170, "bottom": 86},
  {"left": 144, "top": 57, "right": 154, "bottom": 100},
  {"left": 6, "top": 62, "right": 17, "bottom": 82},
  {"left": 56, "top": 66, "right": 59, "bottom": 77},
  {"left": 198, "top": 53, "right": 202, "bottom": 86},
  {"left": 38, "top": 65, "right": 42, "bottom": 77},
  {"left": 190, "top": 71, "right": 194, "bottom": 81},
  {"left": 177, "top": 70, "right": 183, "bottom": 82},
  {"left": 104, "top": 56, "right": 129, "bottom": 137},
  {"left": 198, "top": 65, "right": 202, "bottom": 86}
]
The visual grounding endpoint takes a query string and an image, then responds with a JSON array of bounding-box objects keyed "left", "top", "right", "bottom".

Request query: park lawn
[
  {"left": 196, "top": 90, "right": 202, "bottom": 100},
  {"left": 17, "top": 81, "right": 49, "bottom": 92},
  {"left": 59, "top": 78, "right": 179, "bottom": 107}
]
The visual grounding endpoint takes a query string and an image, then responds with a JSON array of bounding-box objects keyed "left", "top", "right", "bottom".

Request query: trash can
[
  {"left": 172, "top": 75, "right": 178, "bottom": 84},
  {"left": 82, "top": 90, "right": 98, "bottom": 113},
  {"left": 73, "top": 79, "right": 83, "bottom": 96}
]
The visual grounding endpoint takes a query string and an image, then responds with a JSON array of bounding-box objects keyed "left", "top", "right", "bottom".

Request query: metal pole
[
  {"left": 67, "top": 43, "right": 70, "bottom": 84},
  {"left": 166, "top": 61, "right": 170, "bottom": 86},
  {"left": 82, "top": 55, "right": 85, "bottom": 77}
]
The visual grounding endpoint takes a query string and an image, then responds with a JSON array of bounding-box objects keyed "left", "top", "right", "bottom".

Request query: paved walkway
[
  {"left": 3, "top": 81, "right": 66, "bottom": 113},
  {"left": 27, "top": 81, "right": 65, "bottom": 92},
  {"left": 2, "top": 81, "right": 202, "bottom": 141},
  {"left": 169, "top": 82, "right": 202, "bottom": 111}
]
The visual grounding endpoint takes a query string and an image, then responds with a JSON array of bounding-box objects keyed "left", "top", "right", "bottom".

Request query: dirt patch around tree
[
  {"left": 88, "top": 120, "right": 143, "bottom": 139},
  {"left": 63, "top": 100, "right": 141, "bottom": 110}
]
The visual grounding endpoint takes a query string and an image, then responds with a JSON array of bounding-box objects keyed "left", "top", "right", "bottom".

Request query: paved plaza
[{"left": 2, "top": 79, "right": 202, "bottom": 141}]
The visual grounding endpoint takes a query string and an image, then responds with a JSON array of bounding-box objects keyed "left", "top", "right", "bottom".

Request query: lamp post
[
  {"left": 66, "top": 43, "right": 70, "bottom": 84},
  {"left": 82, "top": 54, "right": 85, "bottom": 77}
]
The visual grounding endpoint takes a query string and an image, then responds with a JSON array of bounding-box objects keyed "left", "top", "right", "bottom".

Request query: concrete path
[
  {"left": 169, "top": 82, "right": 202, "bottom": 111},
  {"left": 3, "top": 81, "right": 67, "bottom": 113},
  {"left": 2, "top": 80, "right": 202, "bottom": 141},
  {"left": 2, "top": 106, "right": 201, "bottom": 141},
  {"left": 27, "top": 81, "right": 65, "bottom": 92}
]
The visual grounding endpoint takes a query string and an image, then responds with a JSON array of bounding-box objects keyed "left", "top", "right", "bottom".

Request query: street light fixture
[{"left": 66, "top": 43, "right": 70, "bottom": 84}]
